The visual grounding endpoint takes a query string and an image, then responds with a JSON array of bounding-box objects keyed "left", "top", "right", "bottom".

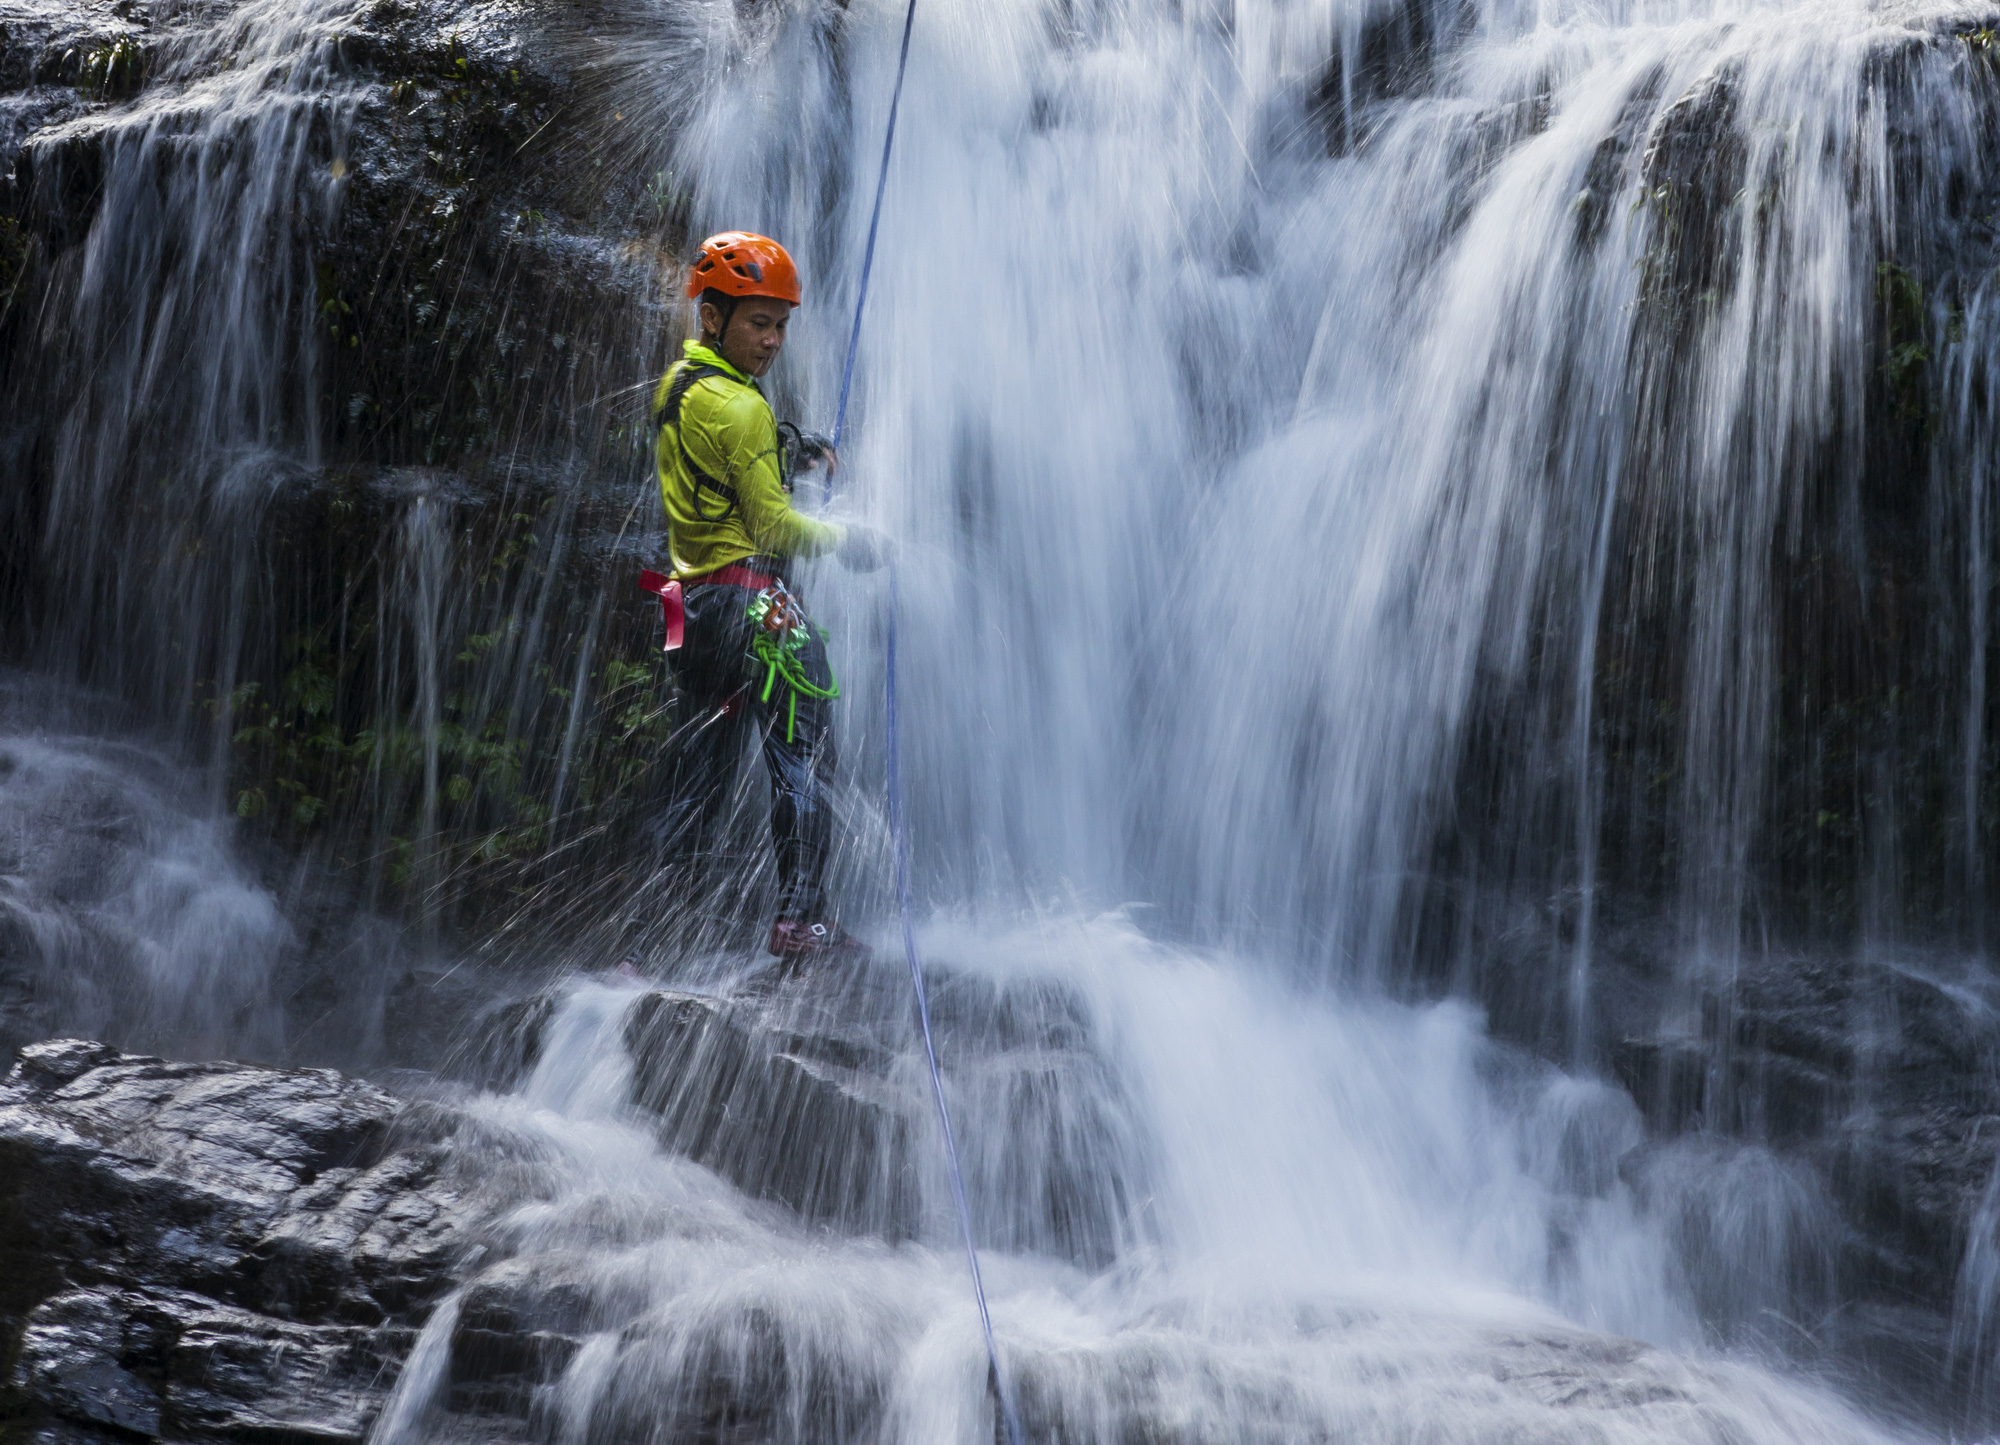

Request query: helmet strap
[{"left": 701, "top": 295, "right": 741, "bottom": 351}]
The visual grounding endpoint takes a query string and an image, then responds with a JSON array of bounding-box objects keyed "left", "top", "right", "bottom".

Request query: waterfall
[
  {"left": 367, "top": 926, "right": 1920, "bottom": 1442},
  {"left": 6, "top": 0, "right": 2000, "bottom": 1433},
  {"left": 662, "top": 0, "right": 2000, "bottom": 998},
  {"left": 21, "top": 0, "right": 361, "bottom": 713}
]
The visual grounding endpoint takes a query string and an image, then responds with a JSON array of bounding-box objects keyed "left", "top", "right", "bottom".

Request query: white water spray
[{"left": 372, "top": 920, "right": 1928, "bottom": 1442}]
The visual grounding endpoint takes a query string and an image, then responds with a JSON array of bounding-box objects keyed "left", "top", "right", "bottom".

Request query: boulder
[
  {"left": 0, "top": 1039, "right": 474, "bottom": 1442},
  {"left": 620, "top": 962, "right": 1145, "bottom": 1268},
  {"left": 625, "top": 987, "right": 916, "bottom": 1238},
  {"left": 17, "top": 1285, "right": 412, "bottom": 1445}
]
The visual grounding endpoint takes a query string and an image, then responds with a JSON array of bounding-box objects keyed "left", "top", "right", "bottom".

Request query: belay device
[{"left": 745, "top": 580, "right": 839, "bottom": 742}]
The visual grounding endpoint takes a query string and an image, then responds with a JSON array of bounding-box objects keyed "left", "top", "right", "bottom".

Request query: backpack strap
[{"left": 654, "top": 362, "right": 751, "bottom": 522}]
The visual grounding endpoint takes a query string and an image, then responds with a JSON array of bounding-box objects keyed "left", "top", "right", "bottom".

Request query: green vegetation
[
  {"left": 211, "top": 622, "right": 678, "bottom": 894},
  {"left": 1876, "top": 261, "right": 1929, "bottom": 421},
  {"left": 198, "top": 491, "right": 679, "bottom": 910},
  {"left": 65, "top": 35, "right": 146, "bottom": 100}
]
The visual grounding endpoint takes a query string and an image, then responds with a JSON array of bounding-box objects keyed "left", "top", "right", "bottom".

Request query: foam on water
[
  {"left": 0, "top": 724, "right": 292, "bottom": 1057},
  {"left": 372, "top": 919, "right": 1929, "bottom": 1442}
]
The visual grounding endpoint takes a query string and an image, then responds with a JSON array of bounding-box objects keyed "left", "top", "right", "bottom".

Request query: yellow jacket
[{"left": 653, "top": 340, "right": 843, "bottom": 579}]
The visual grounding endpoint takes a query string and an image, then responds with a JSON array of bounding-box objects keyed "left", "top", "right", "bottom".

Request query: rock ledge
[{"left": 0, "top": 1039, "right": 470, "bottom": 1444}]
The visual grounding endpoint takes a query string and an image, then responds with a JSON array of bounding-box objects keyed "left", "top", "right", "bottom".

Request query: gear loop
[{"left": 744, "top": 582, "right": 839, "bottom": 744}]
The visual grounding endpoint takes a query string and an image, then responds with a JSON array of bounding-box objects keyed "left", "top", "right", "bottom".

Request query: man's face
[{"left": 703, "top": 297, "right": 792, "bottom": 377}]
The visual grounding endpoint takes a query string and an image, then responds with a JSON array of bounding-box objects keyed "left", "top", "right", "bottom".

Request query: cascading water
[
  {"left": 677, "top": 0, "right": 1989, "bottom": 983},
  {"left": 0, "top": 678, "right": 293, "bottom": 1058},
  {"left": 367, "top": 924, "right": 1926, "bottom": 1442},
  {"left": 364, "top": 0, "right": 2000, "bottom": 1425},
  {"left": 7, "top": 0, "right": 2000, "bottom": 1433},
  {"left": 21, "top": 0, "right": 360, "bottom": 710}
]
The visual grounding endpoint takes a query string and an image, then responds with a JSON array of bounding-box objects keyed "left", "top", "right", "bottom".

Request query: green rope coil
[{"left": 745, "top": 591, "right": 839, "bottom": 743}]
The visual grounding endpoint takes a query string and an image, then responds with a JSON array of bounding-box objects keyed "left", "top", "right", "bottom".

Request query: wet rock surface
[
  {"left": 0, "top": 965, "right": 1143, "bottom": 1442},
  {"left": 1591, "top": 949, "right": 2000, "bottom": 1414},
  {"left": 18, "top": 1285, "right": 411, "bottom": 1444},
  {"left": 0, "top": 0, "right": 676, "bottom": 934},
  {"left": 1609, "top": 955, "right": 2000, "bottom": 1295},
  {"left": 623, "top": 981, "right": 918, "bottom": 1236},
  {"left": 0, "top": 1039, "right": 474, "bottom": 1443},
  {"left": 468, "top": 958, "right": 1145, "bottom": 1266}
]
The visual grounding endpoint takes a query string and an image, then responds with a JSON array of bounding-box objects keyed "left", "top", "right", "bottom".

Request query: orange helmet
[{"left": 685, "top": 231, "right": 801, "bottom": 304}]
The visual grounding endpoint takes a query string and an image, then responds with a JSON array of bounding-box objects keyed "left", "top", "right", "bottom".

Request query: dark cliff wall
[{"left": 0, "top": 0, "right": 711, "bottom": 935}]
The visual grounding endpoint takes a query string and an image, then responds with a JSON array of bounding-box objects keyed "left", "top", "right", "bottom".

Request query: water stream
[{"left": 366, "top": 927, "right": 1919, "bottom": 1443}]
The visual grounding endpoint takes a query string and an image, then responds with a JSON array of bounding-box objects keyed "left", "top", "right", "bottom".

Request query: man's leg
[
  {"left": 757, "top": 619, "right": 838, "bottom": 923},
  {"left": 650, "top": 586, "right": 752, "bottom": 859},
  {"left": 652, "top": 691, "right": 742, "bottom": 858}
]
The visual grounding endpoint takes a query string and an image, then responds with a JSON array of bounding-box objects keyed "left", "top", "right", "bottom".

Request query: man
[{"left": 651, "top": 230, "right": 885, "bottom": 960}]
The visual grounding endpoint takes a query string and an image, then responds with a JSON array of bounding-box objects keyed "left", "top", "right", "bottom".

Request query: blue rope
[
  {"left": 828, "top": 0, "right": 918, "bottom": 462},
  {"left": 886, "top": 568, "right": 1026, "bottom": 1445},
  {"left": 829, "top": 1, "right": 1025, "bottom": 1437}
]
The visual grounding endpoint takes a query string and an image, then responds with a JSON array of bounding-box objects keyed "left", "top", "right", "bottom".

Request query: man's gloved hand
[
  {"left": 836, "top": 524, "right": 894, "bottom": 572},
  {"left": 796, "top": 433, "right": 837, "bottom": 472},
  {"left": 777, "top": 426, "right": 838, "bottom": 493}
]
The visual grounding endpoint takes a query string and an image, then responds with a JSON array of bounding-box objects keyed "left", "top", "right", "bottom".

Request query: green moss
[
  {"left": 64, "top": 34, "right": 147, "bottom": 99},
  {"left": 1877, "top": 261, "right": 1929, "bottom": 422}
]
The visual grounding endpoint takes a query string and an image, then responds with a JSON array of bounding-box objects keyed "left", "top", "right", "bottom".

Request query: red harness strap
[
  {"left": 637, "top": 570, "right": 684, "bottom": 651},
  {"left": 638, "top": 560, "right": 785, "bottom": 652}
]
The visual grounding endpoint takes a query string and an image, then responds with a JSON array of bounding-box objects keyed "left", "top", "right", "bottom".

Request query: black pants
[{"left": 655, "top": 579, "right": 837, "bottom": 921}]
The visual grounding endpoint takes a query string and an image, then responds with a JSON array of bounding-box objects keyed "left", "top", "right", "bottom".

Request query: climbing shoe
[{"left": 767, "top": 918, "right": 869, "bottom": 961}]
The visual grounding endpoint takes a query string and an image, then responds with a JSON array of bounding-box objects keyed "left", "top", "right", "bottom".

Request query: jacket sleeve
[{"left": 687, "top": 383, "right": 844, "bottom": 559}]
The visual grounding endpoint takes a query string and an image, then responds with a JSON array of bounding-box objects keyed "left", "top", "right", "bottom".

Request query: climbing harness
[
  {"left": 744, "top": 581, "right": 839, "bottom": 744},
  {"left": 832, "top": 0, "right": 1028, "bottom": 1439}
]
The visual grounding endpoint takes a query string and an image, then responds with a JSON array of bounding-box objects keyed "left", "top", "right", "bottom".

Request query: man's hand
[
  {"left": 792, "top": 432, "right": 838, "bottom": 474},
  {"left": 803, "top": 436, "right": 838, "bottom": 475},
  {"left": 836, "top": 524, "right": 894, "bottom": 572}
]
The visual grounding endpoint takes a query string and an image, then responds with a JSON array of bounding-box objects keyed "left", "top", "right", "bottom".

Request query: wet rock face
[
  {"left": 1591, "top": 950, "right": 2000, "bottom": 1415},
  {"left": 0, "top": 972, "right": 1147, "bottom": 1443},
  {"left": 624, "top": 986, "right": 919, "bottom": 1238},
  {"left": 1609, "top": 954, "right": 2000, "bottom": 1297},
  {"left": 616, "top": 962, "right": 1147, "bottom": 1267},
  {"left": 445, "top": 1256, "right": 592, "bottom": 1420},
  {"left": 461, "top": 959, "right": 1147, "bottom": 1266},
  {"left": 0, "top": 1039, "right": 473, "bottom": 1443},
  {"left": 18, "top": 1285, "right": 410, "bottom": 1444},
  {"left": 0, "top": 0, "right": 675, "bottom": 918}
]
